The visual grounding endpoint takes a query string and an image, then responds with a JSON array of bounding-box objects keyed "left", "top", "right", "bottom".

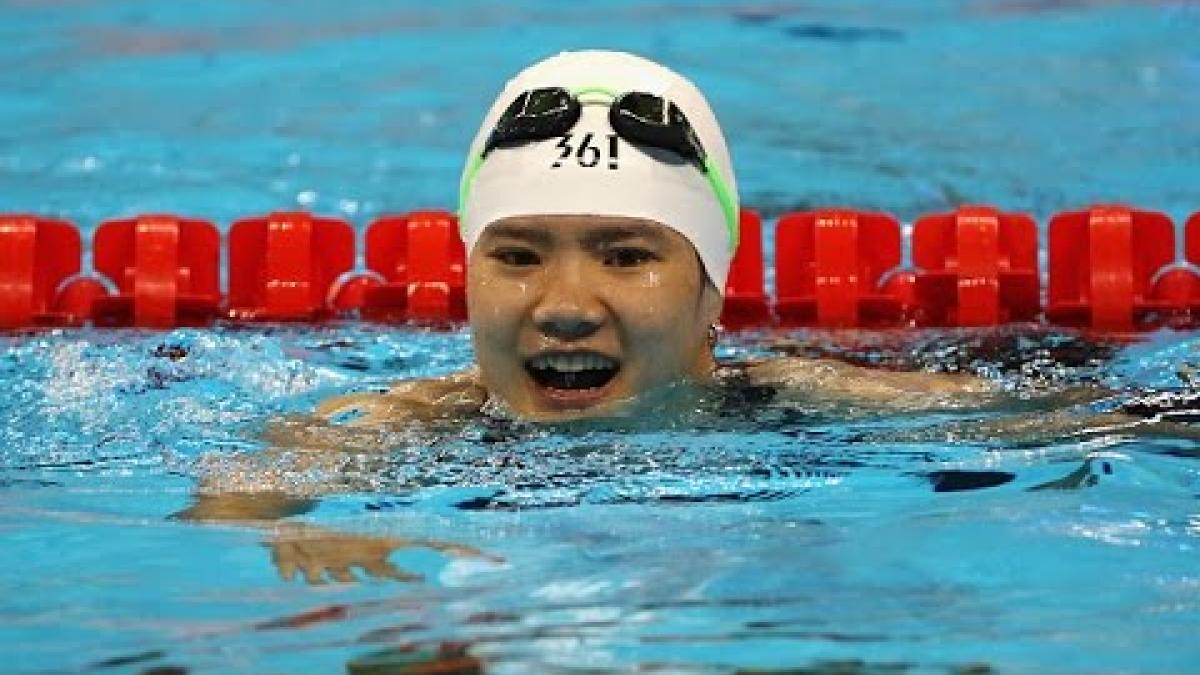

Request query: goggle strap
[
  {"left": 704, "top": 157, "right": 740, "bottom": 251},
  {"left": 458, "top": 152, "right": 486, "bottom": 225},
  {"left": 570, "top": 86, "right": 620, "bottom": 103}
]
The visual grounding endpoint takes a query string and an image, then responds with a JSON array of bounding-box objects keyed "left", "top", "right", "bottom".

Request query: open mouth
[{"left": 525, "top": 351, "right": 620, "bottom": 392}]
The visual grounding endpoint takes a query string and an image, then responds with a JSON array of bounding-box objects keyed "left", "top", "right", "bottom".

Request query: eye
[
  {"left": 603, "top": 246, "right": 659, "bottom": 268},
  {"left": 489, "top": 248, "right": 541, "bottom": 267}
]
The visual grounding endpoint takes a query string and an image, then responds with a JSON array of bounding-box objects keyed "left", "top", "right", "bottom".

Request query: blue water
[{"left": 2, "top": 1, "right": 1199, "bottom": 673}]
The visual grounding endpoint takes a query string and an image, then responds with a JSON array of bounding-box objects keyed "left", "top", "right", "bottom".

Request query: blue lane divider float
[{"left": 2, "top": 205, "right": 1199, "bottom": 331}]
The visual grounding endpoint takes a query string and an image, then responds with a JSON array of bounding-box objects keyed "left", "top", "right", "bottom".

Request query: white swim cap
[{"left": 459, "top": 50, "right": 739, "bottom": 291}]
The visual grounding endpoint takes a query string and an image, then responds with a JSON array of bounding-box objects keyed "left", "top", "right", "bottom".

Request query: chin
[
  {"left": 523, "top": 387, "right": 637, "bottom": 421},
  {"left": 534, "top": 399, "right": 635, "bottom": 421}
]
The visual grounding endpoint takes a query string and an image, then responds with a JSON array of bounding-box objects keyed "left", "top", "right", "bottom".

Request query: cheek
[
  {"left": 638, "top": 270, "right": 662, "bottom": 289},
  {"left": 468, "top": 280, "right": 512, "bottom": 369},
  {"left": 467, "top": 273, "right": 529, "bottom": 329},
  {"left": 613, "top": 269, "right": 706, "bottom": 338},
  {"left": 467, "top": 276, "right": 525, "bottom": 387}
]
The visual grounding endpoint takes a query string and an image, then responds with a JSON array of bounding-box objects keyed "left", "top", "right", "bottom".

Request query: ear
[{"left": 698, "top": 280, "right": 723, "bottom": 328}]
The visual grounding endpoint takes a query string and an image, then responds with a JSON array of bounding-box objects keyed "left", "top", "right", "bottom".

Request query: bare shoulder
[
  {"left": 744, "top": 356, "right": 994, "bottom": 408},
  {"left": 315, "top": 368, "right": 488, "bottom": 426}
]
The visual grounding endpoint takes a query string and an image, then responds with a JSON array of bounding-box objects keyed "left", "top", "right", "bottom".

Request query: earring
[{"left": 708, "top": 323, "right": 719, "bottom": 349}]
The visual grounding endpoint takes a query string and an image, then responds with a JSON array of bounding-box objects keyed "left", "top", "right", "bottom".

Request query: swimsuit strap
[{"left": 714, "top": 360, "right": 778, "bottom": 410}]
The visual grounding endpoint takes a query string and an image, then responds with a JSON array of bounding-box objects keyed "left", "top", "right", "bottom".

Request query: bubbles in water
[
  {"left": 77, "top": 156, "right": 103, "bottom": 173},
  {"left": 296, "top": 189, "right": 318, "bottom": 207}
]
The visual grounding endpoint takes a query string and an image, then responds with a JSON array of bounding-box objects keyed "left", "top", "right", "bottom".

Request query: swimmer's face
[{"left": 467, "top": 214, "right": 723, "bottom": 421}]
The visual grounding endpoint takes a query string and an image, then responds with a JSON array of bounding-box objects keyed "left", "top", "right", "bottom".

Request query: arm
[
  {"left": 745, "top": 356, "right": 996, "bottom": 409},
  {"left": 743, "top": 356, "right": 1200, "bottom": 437},
  {"left": 174, "top": 491, "right": 317, "bottom": 523},
  {"left": 747, "top": 357, "right": 1200, "bottom": 491},
  {"left": 178, "top": 370, "right": 487, "bottom": 509},
  {"left": 172, "top": 370, "right": 495, "bottom": 583}
]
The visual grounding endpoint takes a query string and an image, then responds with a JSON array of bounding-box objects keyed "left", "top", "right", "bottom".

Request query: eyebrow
[
  {"left": 580, "top": 227, "right": 666, "bottom": 247},
  {"left": 482, "top": 224, "right": 669, "bottom": 248},
  {"left": 482, "top": 225, "right": 553, "bottom": 245}
]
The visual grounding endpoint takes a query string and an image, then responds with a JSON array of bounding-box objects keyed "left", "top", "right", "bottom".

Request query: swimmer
[
  {"left": 176, "top": 50, "right": 989, "bottom": 583},
  {"left": 177, "top": 50, "right": 1198, "bottom": 583}
]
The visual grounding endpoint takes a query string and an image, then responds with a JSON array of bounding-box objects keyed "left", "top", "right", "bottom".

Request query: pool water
[{"left": 2, "top": 1, "right": 1199, "bottom": 673}]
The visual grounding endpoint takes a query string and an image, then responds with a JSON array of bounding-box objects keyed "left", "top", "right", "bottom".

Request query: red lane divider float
[
  {"left": 775, "top": 209, "right": 903, "bottom": 328},
  {"left": 3, "top": 205, "right": 1200, "bottom": 331},
  {"left": 227, "top": 212, "right": 355, "bottom": 321},
  {"left": 91, "top": 215, "right": 221, "bottom": 328},
  {"left": 720, "top": 209, "right": 770, "bottom": 329},
  {"left": 1146, "top": 210, "right": 1200, "bottom": 321},
  {"left": 912, "top": 206, "right": 1040, "bottom": 327},
  {"left": 1046, "top": 205, "right": 1177, "bottom": 331},
  {"left": 1188, "top": 212, "right": 1200, "bottom": 264},
  {"left": 1171, "top": 212, "right": 1200, "bottom": 315},
  {"left": 0, "top": 215, "right": 84, "bottom": 328},
  {"left": 356, "top": 210, "right": 467, "bottom": 323}
]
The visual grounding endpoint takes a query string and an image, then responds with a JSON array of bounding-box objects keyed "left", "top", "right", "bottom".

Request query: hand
[
  {"left": 314, "top": 370, "right": 488, "bottom": 428},
  {"left": 268, "top": 524, "right": 502, "bottom": 585}
]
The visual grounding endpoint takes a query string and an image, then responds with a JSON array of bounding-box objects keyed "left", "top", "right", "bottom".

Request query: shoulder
[{"left": 383, "top": 368, "right": 485, "bottom": 402}]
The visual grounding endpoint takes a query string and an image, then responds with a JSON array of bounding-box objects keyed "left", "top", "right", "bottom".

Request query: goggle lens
[
  {"left": 524, "top": 88, "right": 574, "bottom": 116},
  {"left": 484, "top": 87, "right": 580, "bottom": 156},
  {"left": 610, "top": 92, "right": 706, "bottom": 167}
]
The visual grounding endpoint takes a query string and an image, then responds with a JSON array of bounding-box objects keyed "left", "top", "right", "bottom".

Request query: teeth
[{"left": 530, "top": 353, "right": 616, "bottom": 372}]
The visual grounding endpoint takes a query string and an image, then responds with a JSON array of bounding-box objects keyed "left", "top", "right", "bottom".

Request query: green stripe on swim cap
[
  {"left": 703, "top": 156, "right": 740, "bottom": 251},
  {"left": 458, "top": 152, "right": 486, "bottom": 226}
]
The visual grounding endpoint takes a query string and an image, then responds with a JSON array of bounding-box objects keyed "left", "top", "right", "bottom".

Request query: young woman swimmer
[
  {"left": 178, "top": 51, "right": 1198, "bottom": 584},
  {"left": 176, "top": 50, "right": 991, "bottom": 580},
  {"left": 189, "top": 51, "right": 1200, "bottom": 583},
  {"left": 317, "top": 50, "right": 987, "bottom": 426}
]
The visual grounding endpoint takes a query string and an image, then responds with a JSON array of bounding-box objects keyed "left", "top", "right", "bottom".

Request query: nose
[{"left": 532, "top": 260, "right": 606, "bottom": 341}]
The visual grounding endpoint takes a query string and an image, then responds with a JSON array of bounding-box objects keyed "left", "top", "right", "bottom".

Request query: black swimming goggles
[{"left": 459, "top": 86, "right": 739, "bottom": 248}]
